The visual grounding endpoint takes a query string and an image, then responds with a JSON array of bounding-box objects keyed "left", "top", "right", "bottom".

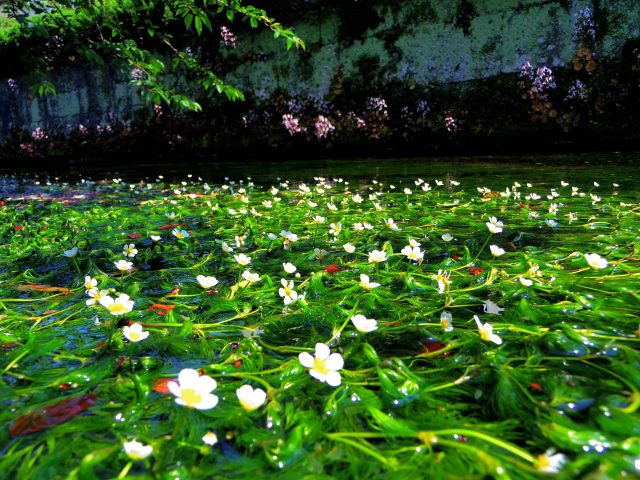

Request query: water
[{"left": 1, "top": 151, "right": 639, "bottom": 189}]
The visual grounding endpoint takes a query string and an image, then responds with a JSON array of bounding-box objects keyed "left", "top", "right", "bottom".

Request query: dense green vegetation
[
  {"left": 0, "top": 171, "right": 638, "bottom": 479},
  {"left": 0, "top": 0, "right": 303, "bottom": 106}
]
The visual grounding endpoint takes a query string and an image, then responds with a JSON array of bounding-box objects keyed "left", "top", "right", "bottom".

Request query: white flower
[
  {"left": 242, "top": 270, "right": 260, "bottom": 283},
  {"left": 352, "top": 193, "right": 363, "bottom": 203},
  {"left": 314, "top": 248, "right": 328, "bottom": 259},
  {"left": 172, "top": 228, "right": 190, "bottom": 239},
  {"left": 279, "top": 279, "right": 298, "bottom": 305},
  {"left": 84, "top": 275, "right": 97, "bottom": 293},
  {"left": 408, "top": 238, "right": 421, "bottom": 247},
  {"left": 368, "top": 250, "right": 387, "bottom": 263},
  {"left": 196, "top": 275, "right": 219, "bottom": 289},
  {"left": 298, "top": 343, "right": 344, "bottom": 387},
  {"left": 166, "top": 212, "right": 176, "bottom": 219},
  {"left": 403, "top": 188, "right": 412, "bottom": 195},
  {"left": 441, "top": 233, "right": 453, "bottom": 242},
  {"left": 123, "top": 323, "right": 149, "bottom": 342},
  {"left": 167, "top": 368, "right": 218, "bottom": 410},
  {"left": 329, "top": 222, "right": 342, "bottom": 236},
  {"left": 486, "top": 217, "right": 503, "bottom": 234},
  {"left": 359, "top": 274, "right": 380, "bottom": 290},
  {"left": 123, "top": 244, "right": 138, "bottom": 257},
  {"left": 473, "top": 315, "right": 502, "bottom": 345},
  {"left": 353, "top": 222, "right": 364, "bottom": 231},
  {"left": 351, "top": 314, "right": 378, "bottom": 333},
  {"left": 535, "top": 449, "right": 567, "bottom": 474},
  {"left": 585, "top": 253, "right": 608, "bottom": 269},
  {"left": 114, "top": 260, "right": 133, "bottom": 272},
  {"left": 435, "top": 270, "right": 450, "bottom": 294},
  {"left": 343, "top": 243, "right": 356, "bottom": 253},
  {"left": 150, "top": 235, "right": 161, "bottom": 242},
  {"left": 440, "top": 311, "right": 453, "bottom": 332},
  {"left": 86, "top": 289, "right": 109, "bottom": 306},
  {"left": 519, "top": 276, "right": 533, "bottom": 287},
  {"left": 236, "top": 385, "right": 267, "bottom": 411},
  {"left": 99, "top": 293, "right": 134, "bottom": 316},
  {"left": 267, "top": 233, "right": 278, "bottom": 241},
  {"left": 234, "top": 253, "right": 251, "bottom": 266},
  {"left": 202, "top": 431, "right": 218, "bottom": 446},
  {"left": 63, "top": 247, "right": 78, "bottom": 257},
  {"left": 483, "top": 300, "right": 505, "bottom": 315},
  {"left": 283, "top": 262, "right": 297, "bottom": 274},
  {"left": 489, "top": 245, "right": 505, "bottom": 257},
  {"left": 401, "top": 245, "right": 424, "bottom": 264},
  {"left": 123, "top": 440, "right": 153, "bottom": 460},
  {"left": 313, "top": 215, "right": 325, "bottom": 224},
  {"left": 385, "top": 218, "right": 400, "bottom": 231}
]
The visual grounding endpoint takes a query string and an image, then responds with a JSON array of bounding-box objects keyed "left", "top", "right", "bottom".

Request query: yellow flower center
[
  {"left": 283, "top": 286, "right": 293, "bottom": 296},
  {"left": 180, "top": 388, "right": 202, "bottom": 408},
  {"left": 129, "top": 331, "right": 140, "bottom": 341},
  {"left": 312, "top": 357, "right": 329, "bottom": 375},
  {"left": 478, "top": 325, "right": 492, "bottom": 341},
  {"left": 108, "top": 303, "right": 128, "bottom": 314}
]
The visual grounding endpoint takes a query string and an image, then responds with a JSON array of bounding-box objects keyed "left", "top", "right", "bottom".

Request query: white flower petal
[
  {"left": 324, "top": 353, "right": 344, "bottom": 371},
  {"left": 298, "top": 352, "right": 314, "bottom": 368},
  {"left": 177, "top": 368, "right": 201, "bottom": 389},
  {"left": 195, "top": 394, "right": 219, "bottom": 410},
  {"left": 314, "top": 343, "right": 330, "bottom": 360},
  {"left": 324, "top": 371, "right": 342, "bottom": 387}
]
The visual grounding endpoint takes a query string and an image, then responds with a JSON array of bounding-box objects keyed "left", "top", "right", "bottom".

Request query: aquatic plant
[{"left": 0, "top": 173, "right": 638, "bottom": 478}]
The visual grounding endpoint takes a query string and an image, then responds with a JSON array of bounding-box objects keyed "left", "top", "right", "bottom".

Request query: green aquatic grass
[{"left": 0, "top": 174, "right": 639, "bottom": 479}]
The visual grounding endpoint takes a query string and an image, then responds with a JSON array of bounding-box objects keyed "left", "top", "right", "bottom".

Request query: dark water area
[{"left": 1, "top": 151, "right": 639, "bottom": 190}]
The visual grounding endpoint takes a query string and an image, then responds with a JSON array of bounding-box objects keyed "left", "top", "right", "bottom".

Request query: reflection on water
[{"left": 1, "top": 152, "right": 639, "bottom": 190}]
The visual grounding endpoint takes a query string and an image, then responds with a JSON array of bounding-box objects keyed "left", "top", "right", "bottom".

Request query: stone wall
[{"left": 0, "top": 0, "right": 638, "bottom": 142}]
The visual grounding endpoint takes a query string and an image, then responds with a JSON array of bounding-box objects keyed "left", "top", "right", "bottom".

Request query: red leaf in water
[
  {"left": 529, "top": 382, "right": 543, "bottom": 391},
  {"left": 469, "top": 267, "right": 484, "bottom": 276},
  {"left": 159, "top": 223, "right": 185, "bottom": 230},
  {"left": 43, "top": 309, "right": 59, "bottom": 315},
  {"left": 420, "top": 339, "right": 454, "bottom": 358},
  {"left": 128, "top": 233, "right": 142, "bottom": 239},
  {"left": 59, "top": 382, "right": 73, "bottom": 390},
  {"left": 168, "top": 287, "right": 180, "bottom": 296},
  {"left": 14, "top": 225, "right": 23, "bottom": 231},
  {"left": 451, "top": 253, "right": 461, "bottom": 260},
  {"left": 10, "top": 393, "right": 97, "bottom": 437},
  {"left": 207, "top": 289, "right": 218, "bottom": 295},
  {"left": 323, "top": 264, "right": 345, "bottom": 274},
  {"left": 234, "top": 360, "right": 242, "bottom": 368},
  {"left": 153, "top": 378, "right": 172, "bottom": 394},
  {"left": 2, "top": 343, "right": 19, "bottom": 349},
  {"left": 0, "top": 200, "right": 5, "bottom": 206},
  {"left": 148, "top": 303, "right": 175, "bottom": 315}
]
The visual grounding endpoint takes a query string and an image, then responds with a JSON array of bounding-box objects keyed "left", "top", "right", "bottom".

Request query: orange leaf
[
  {"left": 323, "top": 264, "right": 347, "bottom": 274},
  {"left": 148, "top": 303, "right": 175, "bottom": 315},
  {"left": 153, "top": 378, "right": 172, "bottom": 394},
  {"left": 18, "top": 284, "right": 71, "bottom": 294}
]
